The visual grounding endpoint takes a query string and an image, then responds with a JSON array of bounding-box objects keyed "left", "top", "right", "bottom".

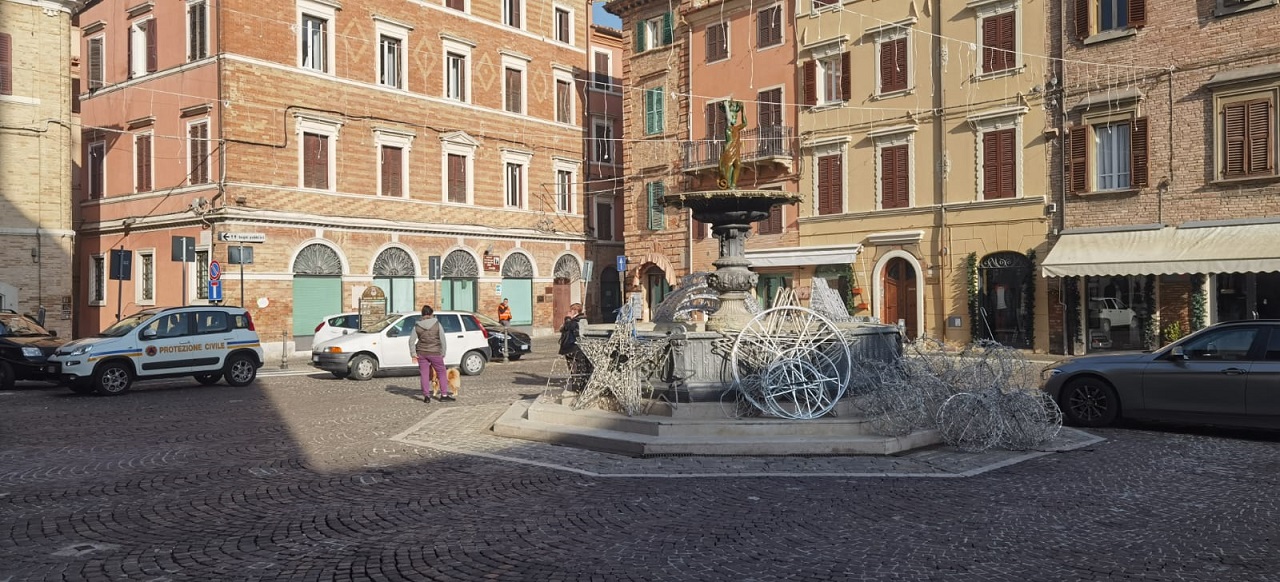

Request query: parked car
[
  {"left": 311, "top": 311, "right": 491, "bottom": 380},
  {"left": 473, "top": 312, "right": 531, "bottom": 360},
  {"left": 313, "top": 312, "right": 360, "bottom": 347},
  {"left": 0, "top": 310, "right": 68, "bottom": 390},
  {"left": 48, "top": 306, "right": 264, "bottom": 395},
  {"left": 1088, "top": 297, "right": 1137, "bottom": 329},
  {"left": 1042, "top": 320, "right": 1280, "bottom": 429}
]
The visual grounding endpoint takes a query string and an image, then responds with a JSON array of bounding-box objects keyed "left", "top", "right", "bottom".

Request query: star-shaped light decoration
[{"left": 572, "top": 321, "right": 670, "bottom": 417}]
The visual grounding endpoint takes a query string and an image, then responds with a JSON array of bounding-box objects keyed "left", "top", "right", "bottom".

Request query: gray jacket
[{"left": 408, "top": 316, "right": 448, "bottom": 358}]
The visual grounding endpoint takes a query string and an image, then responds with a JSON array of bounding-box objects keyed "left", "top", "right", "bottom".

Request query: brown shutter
[
  {"left": 1130, "top": 117, "right": 1149, "bottom": 187},
  {"left": 146, "top": 21, "right": 158, "bottom": 73},
  {"left": 984, "top": 14, "right": 1015, "bottom": 73},
  {"left": 1067, "top": 126, "right": 1088, "bottom": 193},
  {"left": 1128, "top": 0, "right": 1146, "bottom": 28},
  {"left": 998, "top": 13, "right": 1015, "bottom": 71},
  {"left": 769, "top": 206, "right": 783, "bottom": 233},
  {"left": 817, "top": 156, "right": 831, "bottom": 214},
  {"left": 447, "top": 0, "right": 463, "bottom": 9},
  {"left": 803, "top": 60, "right": 816, "bottom": 106},
  {"left": 831, "top": 156, "right": 843, "bottom": 214},
  {"left": 136, "top": 134, "right": 152, "bottom": 192},
  {"left": 757, "top": 9, "right": 769, "bottom": 48},
  {"left": 881, "top": 38, "right": 907, "bottom": 93},
  {"left": 1074, "top": 0, "right": 1090, "bottom": 39},
  {"left": 886, "top": 145, "right": 909, "bottom": 208},
  {"left": 512, "top": 0, "right": 521, "bottom": 27},
  {"left": 692, "top": 218, "right": 705, "bottom": 240},
  {"left": 0, "top": 33, "right": 11, "bottom": 95},
  {"left": 381, "top": 146, "right": 401, "bottom": 196},
  {"left": 1247, "top": 100, "right": 1273, "bottom": 174},
  {"left": 128, "top": 28, "right": 134, "bottom": 78},
  {"left": 448, "top": 154, "right": 466, "bottom": 202},
  {"left": 982, "top": 132, "right": 1000, "bottom": 199},
  {"left": 557, "top": 10, "right": 569, "bottom": 42},
  {"left": 594, "top": 52, "right": 610, "bottom": 89},
  {"left": 998, "top": 129, "right": 1016, "bottom": 198},
  {"left": 881, "top": 146, "right": 896, "bottom": 208},
  {"left": 1224, "top": 102, "right": 1246, "bottom": 177},
  {"left": 982, "top": 17, "right": 998, "bottom": 74},
  {"left": 505, "top": 68, "right": 521, "bottom": 112},
  {"left": 88, "top": 39, "right": 103, "bottom": 89},
  {"left": 189, "top": 123, "right": 209, "bottom": 184},
  {"left": 303, "top": 133, "right": 327, "bottom": 189},
  {"left": 840, "top": 51, "right": 851, "bottom": 101}
]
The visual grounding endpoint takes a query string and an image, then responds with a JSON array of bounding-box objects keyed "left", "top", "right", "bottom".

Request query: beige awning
[
  {"left": 746, "top": 244, "right": 862, "bottom": 268},
  {"left": 1041, "top": 222, "right": 1280, "bottom": 277}
]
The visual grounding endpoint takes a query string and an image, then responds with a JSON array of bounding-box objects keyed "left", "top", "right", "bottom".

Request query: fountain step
[
  {"left": 526, "top": 400, "right": 883, "bottom": 438},
  {"left": 640, "top": 398, "right": 874, "bottom": 420},
  {"left": 494, "top": 400, "right": 940, "bottom": 457}
]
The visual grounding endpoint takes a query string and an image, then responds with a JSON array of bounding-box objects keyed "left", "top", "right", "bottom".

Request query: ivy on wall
[
  {"left": 966, "top": 252, "right": 980, "bottom": 342},
  {"left": 1189, "top": 273, "right": 1207, "bottom": 332},
  {"left": 1023, "top": 249, "right": 1037, "bottom": 348}
]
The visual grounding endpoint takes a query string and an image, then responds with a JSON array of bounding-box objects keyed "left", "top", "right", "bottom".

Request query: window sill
[
  {"left": 1215, "top": 0, "right": 1277, "bottom": 17},
  {"left": 756, "top": 41, "right": 784, "bottom": 52},
  {"left": 1078, "top": 187, "right": 1140, "bottom": 196},
  {"left": 88, "top": 301, "right": 106, "bottom": 307},
  {"left": 974, "top": 66, "right": 1025, "bottom": 82},
  {"left": 872, "top": 88, "right": 914, "bottom": 100},
  {"left": 1211, "top": 173, "right": 1280, "bottom": 186},
  {"left": 809, "top": 101, "right": 846, "bottom": 112},
  {"left": 0, "top": 95, "right": 40, "bottom": 106},
  {"left": 706, "top": 56, "right": 730, "bottom": 65},
  {"left": 1083, "top": 28, "right": 1138, "bottom": 46}
]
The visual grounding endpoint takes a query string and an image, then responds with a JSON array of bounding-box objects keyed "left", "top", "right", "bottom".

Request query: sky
[{"left": 592, "top": 1, "right": 622, "bottom": 29}]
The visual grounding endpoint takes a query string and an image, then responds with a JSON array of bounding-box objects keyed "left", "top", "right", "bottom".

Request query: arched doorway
[
  {"left": 978, "top": 251, "right": 1032, "bottom": 348},
  {"left": 292, "top": 243, "right": 344, "bottom": 339},
  {"left": 552, "top": 254, "right": 582, "bottom": 324},
  {"left": 441, "top": 249, "right": 478, "bottom": 313},
  {"left": 599, "top": 266, "right": 621, "bottom": 323},
  {"left": 372, "top": 247, "right": 416, "bottom": 314},
  {"left": 501, "top": 253, "right": 534, "bottom": 326},
  {"left": 881, "top": 257, "right": 918, "bottom": 340}
]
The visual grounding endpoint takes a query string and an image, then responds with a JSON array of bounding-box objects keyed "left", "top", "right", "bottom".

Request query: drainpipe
[
  {"left": 932, "top": 0, "right": 947, "bottom": 338},
  {"left": 685, "top": 16, "right": 694, "bottom": 278}
]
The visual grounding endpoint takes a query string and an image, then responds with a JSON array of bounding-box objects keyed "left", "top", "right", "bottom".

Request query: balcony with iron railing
[{"left": 681, "top": 125, "right": 796, "bottom": 173}]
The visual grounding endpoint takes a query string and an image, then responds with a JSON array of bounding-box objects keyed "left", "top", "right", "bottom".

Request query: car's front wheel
[
  {"left": 1059, "top": 377, "right": 1119, "bottom": 427},
  {"left": 93, "top": 361, "right": 133, "bottom": 396},
  {"left": 0, "top": 361, "right": 13, "bottom": 391},
  {"left": 349, "top": 354, "right": 377, "bottom": 381},
  {"left": 460, "top": 350, "right": 486, "bottom": 376},
  {"left": 507, "top": 354, "right": 522, "bottom": 361},
  {"left": 330, "top": 371, "right": 349, "bottom": 379},
  {"left": 223, "top": 354, "right": 258, "bottom": 387}
]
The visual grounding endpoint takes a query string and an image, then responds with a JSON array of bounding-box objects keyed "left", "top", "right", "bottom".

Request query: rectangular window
[
  {"left": 706, "top": 23, "right": 728, "bottom": 63},
  {"left": 758, "top": 88, "right": 784, "bottom": 154},
  {"left": 817, "top": 154, "right": 841, "bottom": 215},
  {"left": 196, "top": 249, "right": 209, "bottom": 300},
  {"left": 1076, "top": 0, "right": 1145, "bottom": 37},
  {"left": 556, "top": 169, "right": 572, "bottom": 212},
  {"left": 593, "top": 51, "right": 615, "bottom": 91},
  {"left": 87, "top": 141, "right": 105, "bottom": 199},
  {"left": 1094, "top": 123, "right": 1131, "bottom": 191},
  {"left": 302, "top": 132, "right": 329, "bottom": 189},
  {"left": 881, "top": 144, "right": 910, "bottom": 208},
  {"left": 879, "top": 37, "right": 908, "bottom": 93},
  {"left": 644, "top": 86, "right": 664, "bottom": 135},
  {"left": 188, "top": 121, "right": 210, "bottom": 185},
  {"left": 130, "top": 19, "right": 157, "bottom": 78},
  {"left": 87, "top": 36, "right": 104, "bottom": 89},
  {"left": 981, "top": 12, "right": 1015, "bottom": 74},
  {"left": 446, "top": 52, "right": 466, "bottom": 101},
  {"left": 592, "top": 118, "right": 614, "bottom": 163},
  {"left": 556, "top": 79, "right": 572, "bottom": 123},
  {"left": 805, "top": 53, "right": 849, "bottom": 106},
  {"left": 1098, "top": 0, "right": 1129, "bottom": 32},
  {"left": 91, "top": 256, "right": 106, "bottom": 304},
  {"left": 982, "top": 128, "right": 1016, "bottom": 199},
  {"left": 379, "top": 35, "right": 402, "bottom": 88},
  {"left": 447, "top": 153, "right": 467, "bottom": 203},
  {"left": 139, "top": 251, "right": 155, "bottom": 302},
  {"left": 555, "top": 7, "right": 571, "bottom": 43},
  {"left": 135, "top": 133, "right": 152, "bottom": 193},
  {"left": 301, "top": 15, "right": 328, "bottom": 72},
  {"left": 692, "top": 217, "right": 708, "bottom": 240},
  {"left": 757, "top": 5, "right": 782, "bottom": 48},
  {"left": 1222, "top": 98, "right": 1274, "bottom": 178},
  {"left": 380, "top": 145, "right": 403, "bottom": 197},
  {"left": 706, "top": 101, "right": 727, "bottom": 141},
  {"left": 636, "top": 12, "right": 673, "bottom": 52},
  {"left": 0, "top": 33, "right": 11, "bottom": 95},
  {"left": 505, "top": 162, "right": 523, "bottom": 207},
  {"left": 188, "top": 1, "right": 208, "bottom": 61},
  {"left": 446, "top": 0, "right": 464, "bottom": 11},
  {"left": 503, "top": 0, "right": 521, "bottom": 28},
  {"left": 595, "top": 199, "right": 613, "bottom": 240},
  {"left": 504, "top": 67, "right": 523, "bottom": 113},
  {"left": 821, "top": 55, "right": 842, "bottom": 103},
  {"left": 646, "top": 182, "right": 665, "bottom": 230}
]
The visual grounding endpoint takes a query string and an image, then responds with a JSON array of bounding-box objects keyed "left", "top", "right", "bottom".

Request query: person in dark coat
[{"left": 558, "top": 303, "right": 586, "bottom": 369}]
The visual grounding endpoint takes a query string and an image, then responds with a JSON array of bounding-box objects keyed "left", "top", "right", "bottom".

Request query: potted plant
[
  {"left": 855, "top": 302, "right": 869, "bottom": 311},
  {"left": 851, "top": 287, "right": 863, "bottom": 295}
]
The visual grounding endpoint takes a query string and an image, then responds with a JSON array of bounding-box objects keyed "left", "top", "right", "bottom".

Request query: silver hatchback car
[{"left": 1042, "top": 320, "right": 1280, "bottom": 428}]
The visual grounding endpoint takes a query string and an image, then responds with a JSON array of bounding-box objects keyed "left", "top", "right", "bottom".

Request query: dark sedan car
[
  {"left": 473, "top": 313, "right": 531, "bottom": 361},
  {"left": 0, "top": 311, "right": 67, "bottom": 390},
  {"left": 1042, "top": 320, "right": 1280, "bottom": 429}
]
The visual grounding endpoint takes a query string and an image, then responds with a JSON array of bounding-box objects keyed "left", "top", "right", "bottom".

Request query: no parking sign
[{"left": 209, "top": 260, "right": 223, "bottom": 301}]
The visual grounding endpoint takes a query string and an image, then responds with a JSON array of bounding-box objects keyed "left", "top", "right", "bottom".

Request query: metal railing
[{"left": 680, "top": 125, "right": 796, "bottom": 170}]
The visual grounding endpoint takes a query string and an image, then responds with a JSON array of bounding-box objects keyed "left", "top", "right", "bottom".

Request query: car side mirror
[
  {"left": 141, "top": 329, "right": 157, "bottom": 340},
  {"left": 1170, "top": 346, "right": 1187, "bottom": 360},
  {"left": 386, "top": 328, "right": 399, "bottom": 338}
]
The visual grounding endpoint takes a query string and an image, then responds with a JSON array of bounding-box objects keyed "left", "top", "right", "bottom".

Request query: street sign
[
  {"left": 209, "top": 260, "right": 222, "bottom": 281},
  {"left": 218, "top": 232, "right": 267, "bottom": 243},
  {"left": 583, "top": 260, "right": 594, "bottom": 283},
  {"left": 228, "top": 246, "right": 254, "bottom": 265},
  {"left": 616, "top": 255, "right": 627, "bottom": 273},
  {"left": 170, "top": 236, "right": 196, "bottom": 262},
  {"left": 208, "top": 280, "right": 223, "bottom": 301},
  {"left": 428, "top": 255, "right": 442, "bottom": 281},
  {"left": 109, "top": 249, "right": 133, "bottom": 281}
]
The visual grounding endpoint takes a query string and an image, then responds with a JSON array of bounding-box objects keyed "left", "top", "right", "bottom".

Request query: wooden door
[{"left": 881, "top": 258, "right": 918, "bottom": 339}]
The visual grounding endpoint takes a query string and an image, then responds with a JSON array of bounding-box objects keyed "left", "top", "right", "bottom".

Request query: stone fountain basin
[{"left": 663, "top": 189, "right": 802, "bottom": 224}]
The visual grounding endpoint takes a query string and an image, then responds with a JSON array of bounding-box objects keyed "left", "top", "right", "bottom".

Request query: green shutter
[
  {"left": 647, "top": 182, "right": 665, "bottom": 230},
  {"left": 635, "top": 20, "right": 646, "bottom": 51},
  {"left": 645, "top": 87, "right": 665, "bottom": 135},
  {"left": 662, "top": 12, "right": 674, "bottom": 45}
]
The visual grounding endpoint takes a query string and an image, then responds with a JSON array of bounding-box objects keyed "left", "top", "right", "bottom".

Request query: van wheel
[
  {"left": 349, "top": 355, "right": 377, "bottom": 381},
  {"left": 223, "top": 354, "right": 258, "bottom": 387},
  {"left": 195, "top": 373, "right": 222, "bottom": 386},
  {"left": 461, "top": 351, "right": 486, "bottom": 376},
  {"left": 93, "top": 362, "right": 133, "bottom": 396}
]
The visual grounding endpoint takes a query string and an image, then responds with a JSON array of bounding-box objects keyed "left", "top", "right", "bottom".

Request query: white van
[
  {"left": 310, "top": 311, "right": 491, "bottom": 380},
  {"left": 49, "top": 306, "right": 264, "bottom": 395}
]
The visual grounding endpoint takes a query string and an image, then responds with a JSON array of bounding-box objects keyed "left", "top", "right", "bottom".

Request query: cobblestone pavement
[{"left": 2, "top": 352, "right": 1279, "bottom": 581}]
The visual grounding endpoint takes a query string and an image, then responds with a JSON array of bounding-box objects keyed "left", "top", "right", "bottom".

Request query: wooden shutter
[
  {"left": 446, "top": 0, "right": 463, "bottom": 10},
  {"left": 882, "top": 145, "right": 909, "bottom": 208},
  {"left": 1074, "top": 0, "right": 1090, "bottom": 39},
  {"left": 0, "top": 33, "right": 11, "bottom": 95},
  {"left": 189, "top": 3, "right": 207, "bottom": 61},
  {"left": 803, "top": 60, "right": 816, "bottom": 106},
  {"left": 1128, "top": 0, "right": 1146, "bottom": 28},
  {"left": 1066, "top": 126, "right": 1088, "bottom": 193},
  {"left": 88, "top": 38, "right": 103, "bottom": 89},
  {"left": 818, "top": 155, "right": 841, "bottom": 215},
  {"left": 128, "top": 27, "right": 134, "bottom": 78},
  {"left": 998, "top": 129, "right": 1016, "bottom": 197},
  {"left": 662, "top": 12, "right": 674, "bottom": 45},
  {"left": 647, "top": 182, "right": 665, "bottom": 230},
  {"left": 510, "top": 0, "right": 521, "bottom": 27},
  {"left": 557, "top": 9, "right": 569, "bottom": 42},
  {"left": 983, "top": 13, "right": 1015, "bottom": 73},
  {"left": 505, "top": 68, "right": 521, "bottom": 112},
  {"left": 146, "top": 20, "right": 158, "bottom": 73},
  {"left": 136, "top": 134, "right": 152, "bottom": 192},
  {"left": 635, "top": 20, "right": 646, "bottom": 51},
  {"left": 759, "top": 88, "right": 781, "bottom": 127},
  {"left": 692, "top": 217, "right": 706, "bottom": 240},
  {"left": 1224, "top": 103, "right": 1247, "bottom": 177},
  {"left": 189, "top": 123, "right": 209, "bottom": 184},
  {"left": 448, "top": 154, "right": 466, "bottom": 202},
  {"left": 982, "top": 132, "right": 1000, "bottom": 199},
  {"left": 594, "top": 52, "right": 610, "bottom": 89},
  {"left": 840, "top": 52, "right": 851, "bottom": 101},
  {"left": 1247, "top": 100, "right": 1273, "bottom": 175},
  {"left": 706, "top": 24, "right": 725, "bottom": 62},
  {"left": 769, "top": 205, "right": 783, "bottom": 234},
  {"left": 88, "top": 143, "right": 104, "bottom": 199},
  {"left": 758, "top": 7, "right": 781, "bottom": 48},
  {"left": 303, "top": 133, "right": 327, "bottom": 189},
  {"left": 381, "top": 146, "right": 401, "bottom": 196},
  {"left": 881, "top": 38, "right": 907, "bottom": 93},
  {"left": 1130, "top": 117, "right": 1149, "bottom": 187},
  {"left": 707, "top": 102, "right": 727, "bottom": 140}
]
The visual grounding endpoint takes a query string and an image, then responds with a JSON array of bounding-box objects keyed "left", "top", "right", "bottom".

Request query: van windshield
[{"left": 100, "top": 311, "right": 159, "bottom": 337}]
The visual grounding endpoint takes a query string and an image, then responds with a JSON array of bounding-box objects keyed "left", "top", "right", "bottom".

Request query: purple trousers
[{"left": 416, "top": 355, "right": 448, "bottom": 397}]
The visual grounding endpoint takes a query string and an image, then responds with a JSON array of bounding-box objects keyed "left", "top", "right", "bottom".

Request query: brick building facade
[{"left": 76, "top": 0, "right": 594, "bottom": 356}]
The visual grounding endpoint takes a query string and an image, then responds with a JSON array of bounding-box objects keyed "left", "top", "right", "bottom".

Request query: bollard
[{"left": 279, "top": 331, "right": 290, "bottom": 369}]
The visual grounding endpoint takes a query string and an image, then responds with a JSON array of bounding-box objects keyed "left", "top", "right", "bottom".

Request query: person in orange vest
[{"left": 497, "top": 298, "right": 512, "bottom": 326}]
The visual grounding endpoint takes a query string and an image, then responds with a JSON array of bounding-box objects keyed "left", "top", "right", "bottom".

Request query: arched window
[{"left": 293, "top": 244, "right": 342, "bottom": 275}]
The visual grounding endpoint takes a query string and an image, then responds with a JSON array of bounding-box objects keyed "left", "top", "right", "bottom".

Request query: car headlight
[
  {"left": 21, "top": 347, "right": 43, "bottom": 358},
  {"left": 1041, "top": 367, "right": 1063, "bottom": 381},
  {"left": 324, "top": 346, "right": 343, "bottom": 353},
  {"left": 68, "top": 345, "right": 93, "bottom": 356}
]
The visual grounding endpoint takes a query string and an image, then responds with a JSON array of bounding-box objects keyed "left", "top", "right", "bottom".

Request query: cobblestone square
[{"left": 2, "top": 352, "right": 1278, "bottom": 581}]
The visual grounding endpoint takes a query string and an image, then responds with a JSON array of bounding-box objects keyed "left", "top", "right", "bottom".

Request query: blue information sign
[{"left": 616, "top": 255, "right": 627, "bottom": 273}]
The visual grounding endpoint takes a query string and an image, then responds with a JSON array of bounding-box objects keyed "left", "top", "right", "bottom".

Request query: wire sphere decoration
[
  {"left": 730, "top": 306, "right": 852, "bottom": 420},
  {"left": 937, "top": 391, "right": 1004, "bottom": 452}
]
